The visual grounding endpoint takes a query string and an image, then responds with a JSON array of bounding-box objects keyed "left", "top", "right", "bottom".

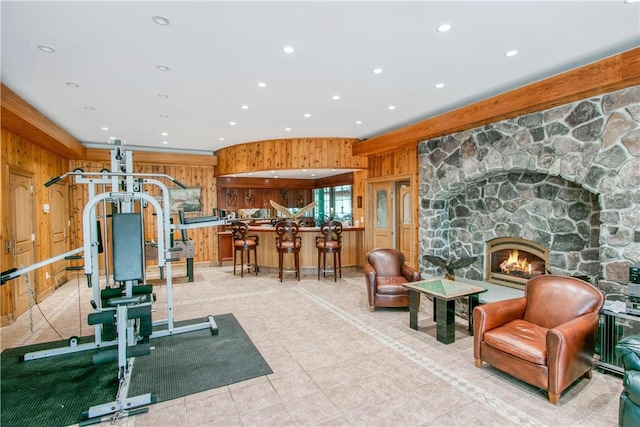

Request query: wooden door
[
  {"left": 9, "top": 169, "right": 36, "bottom": 318},
  {"left": 49, "top": 183, "right": 69, "bottom": 288},
  {"left": 371, "top": 182, "right": 394, "bottom": 249},
  {"left": 398, "top": 183, "right": 413, "bottom": 265}
]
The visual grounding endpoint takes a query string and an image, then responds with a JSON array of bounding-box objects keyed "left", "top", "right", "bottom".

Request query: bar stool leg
[
  {"left": 333, "top": 251, "right": 337, "bottom": 282},
  {"left": 278, "top": 252, "right": 283, "bottom": 282},
  {"left": 317, "top": 249, "right": 321, "bottom": 280},
  {"left": 254, "top": 247, "right": 258, "bottom": 275},
  {"left": 295, "top": 252, "right": 300, "bottom": 281},
  {"left": 240, "top": 249, "right": 245, "bottom": 278},
  {"left": 233, "top": 249, "right": 237, "bottom": 276},
  {"left": 323, "top": 251, "right": 327, "bottom": 278}
]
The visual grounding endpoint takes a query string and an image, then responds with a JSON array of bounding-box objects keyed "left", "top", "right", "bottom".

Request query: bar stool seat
[
  {"left": 316, "top": 220, "right": 342, "bottom": 281},
  {"left": 231, "top": 221, "right": 259, "bottom": 277},
  {"left": 275, "top": 220, "right": 301, "bottom": 282}
]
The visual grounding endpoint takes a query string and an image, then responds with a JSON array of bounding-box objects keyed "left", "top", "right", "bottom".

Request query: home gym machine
[{"left": 1, "top": 139, "right": 227, "bottom": 425}]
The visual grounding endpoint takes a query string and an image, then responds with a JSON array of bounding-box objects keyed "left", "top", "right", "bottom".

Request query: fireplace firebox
[{"left": 486, "top": 237, "right": 549, "bottom": 290}]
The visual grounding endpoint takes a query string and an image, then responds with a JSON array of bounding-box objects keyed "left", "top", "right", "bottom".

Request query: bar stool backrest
[
  {"left": 318, "top": 221, "right": 342, "bottom": 245},
  {"left": 275, "top": 220, "right": 300, "bottom": 249}
]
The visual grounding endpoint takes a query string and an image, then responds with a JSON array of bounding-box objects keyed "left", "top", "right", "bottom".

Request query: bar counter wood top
[{"left": 223, "top": 225, "right": 365, "bottom": 271}]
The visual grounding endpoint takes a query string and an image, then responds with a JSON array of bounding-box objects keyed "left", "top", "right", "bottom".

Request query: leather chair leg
[
  {"left": 548, "top": 392, "right": 560, "bottom": 405},
  {"left": 369, "top": 306, "right": 375, "bottom": 312},
  {"left": 474, "top": 358, "right": 483, "bottom": 368}
]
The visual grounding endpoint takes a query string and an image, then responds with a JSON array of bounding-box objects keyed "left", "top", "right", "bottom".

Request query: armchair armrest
[
  {"left": 401, "top": 264, "right": 421, "bottom": 282},
  {"left": 616, "top": 334, "right": 640, "bottom": 371},
  {"left": 364, "top": 263, "right": 377, "bottom": 302},
  {"left": 473, "top": 297, "right": 526, "bottom": 358},
  {"left": 547, "top": 312, "right": 600, "bottom": 395}
]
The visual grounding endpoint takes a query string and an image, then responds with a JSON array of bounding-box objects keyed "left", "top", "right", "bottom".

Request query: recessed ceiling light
[
  {"left": 156, "top": 65, "right": 170, "bottom": 72},
  {"left": 66, "top": 82, "right": 79, "bottom": 88},
  {"left": 37, "top": 45, "right": 55, "bottom": 53},
  {"left": 505, "top": 50, "right": 518, "bottom": 57},
  {"left": 241, "top": 105, "right": 249, "bottom": 110},
  {"left": 219, "top": 137, "right": 225, "bottom": 141},
  {"left": 161, "top": 132, "right": 168, "bottom": 136},
  {"left": 372, "top": 68, "right": 383, "bottom": 74},
  {"left": 624, "top": 0, "right": 639, "bottom": 3},
  {"left": 304, "top": 113, "right": 311, "bottom": 118},
  {"left": 101, "top": 127, "right": 109, "bottom": 131},
  {"left": 285, "top": 127, "right": 291, "bottom": 131},
  {"left": 332, "top": 169, "right": 336, "bottom": 172},
  {"left": 303, "top": 169, "right": 307, "bottom": 172},
  {"left": 257, "top": 82, "right": 266, "bottom": 88},
  {"left": 152, "top": 16, "right": 170, "bottom": 26},
  {"left": 162, "top": 141, "right": 168, "bottom": 145},
  {"left": 84, "top": 106, "right": 95, "bottom": 110},
  {"left": 388, "top": 105, "right": 396, "bottom": 110},
  {"left": 283, "top": 46, "right": 294, "bottom": 54},
  {"left": 435, "top": 83, "right": 445, "bottom": 88},
  {"left": 438, "top": 23, "right": 452, "bottom": 32},
  {"left": 229, "top": 121, "right": 236, "bottom": 126},
  {"left": 158, "top": 94, "right": 169, "bottom": 99},
  {"left": 332, "top": 95, "right": 340, "bottom": 100},
  {"left": 355, "top": 121, "right": 362, "bottom": 125}
]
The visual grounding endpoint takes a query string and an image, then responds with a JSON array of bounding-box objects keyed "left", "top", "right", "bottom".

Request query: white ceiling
[{"left": 2, "top": 0, "right": 639, "bottom": 179}]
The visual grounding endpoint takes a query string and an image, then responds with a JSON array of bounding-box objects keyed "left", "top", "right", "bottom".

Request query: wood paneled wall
[
  {"left": 366, "top": 146, "right": 418, "bottom": 179},
  {"left": 1, "top": 129, "right": 71, "bottom": 323},
  {"left": 214, "top": 137, "right": 367, "bottom": 175}
]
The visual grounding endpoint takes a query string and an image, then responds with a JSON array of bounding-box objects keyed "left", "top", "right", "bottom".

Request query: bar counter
[{"left": 238, "top": 225, "right": 365, "bottom": 271}]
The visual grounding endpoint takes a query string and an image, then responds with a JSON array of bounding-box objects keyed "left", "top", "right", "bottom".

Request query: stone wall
[{"left": 418, "top": 86, "right": 640, "bottom": 294}]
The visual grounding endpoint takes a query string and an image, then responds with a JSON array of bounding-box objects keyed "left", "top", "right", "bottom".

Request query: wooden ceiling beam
[
  {"left": 85, "top": 148, "right": 217, "bottom": 166},
  {"left": 1, "top": 83, "right": 87, "bottom": 159},
  {"left": 353, "top": 47, "right": 640, "bottom": 157}
]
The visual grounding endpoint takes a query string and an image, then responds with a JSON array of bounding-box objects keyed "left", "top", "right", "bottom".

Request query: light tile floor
[{"left": 1, "top": 265, "right": 623, "bottom": 426}]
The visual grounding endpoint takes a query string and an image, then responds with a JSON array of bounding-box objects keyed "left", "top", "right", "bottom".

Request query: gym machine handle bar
[{"left": 45, "top": 171, "right": 187, "bottom": 189}]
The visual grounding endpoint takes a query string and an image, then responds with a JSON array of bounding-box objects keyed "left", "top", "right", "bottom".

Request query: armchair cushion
[{"left": 483, "top": 320, "right": 548, "bottom": 365}]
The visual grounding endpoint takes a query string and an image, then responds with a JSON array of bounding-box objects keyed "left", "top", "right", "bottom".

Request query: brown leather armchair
[
  {"left": 473, "top": 275, "right": 604, "bottom": 404},
  {"left": 364, "top": 248, "right": 421, "bottom": 312}
]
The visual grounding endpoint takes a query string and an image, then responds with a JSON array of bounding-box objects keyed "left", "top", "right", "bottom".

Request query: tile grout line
[{"left": 296, "top": 287, "right": 543, "bottom": 427}]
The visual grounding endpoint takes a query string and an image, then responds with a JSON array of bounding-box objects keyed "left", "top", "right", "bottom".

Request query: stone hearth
[{"left": 418, "top": 86, "right": 640, "bottom": 295}]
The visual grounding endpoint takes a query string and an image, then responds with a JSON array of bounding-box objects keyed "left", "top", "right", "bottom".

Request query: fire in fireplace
[{"left": 486, "top": 237, "right": 549, "bottom": 289}]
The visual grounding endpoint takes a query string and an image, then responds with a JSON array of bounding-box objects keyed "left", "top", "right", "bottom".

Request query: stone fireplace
[{"left": 418, "top": 86, "right": 640, "bottom": 295}]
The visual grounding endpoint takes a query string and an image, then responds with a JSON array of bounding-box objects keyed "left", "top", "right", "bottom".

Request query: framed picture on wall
[{"left": 169, "top": 187, "right": 202, "bottom": 212}]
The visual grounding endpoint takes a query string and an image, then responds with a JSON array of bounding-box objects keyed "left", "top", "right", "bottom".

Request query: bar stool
[
  {"left": 231, "top": 221, "right": 259, "bottom": 277},
  {"left": 275, "top": 220, "right": 301, "bottom": 282},
  {"left": 316, "top": 220, "right": 342, "bottom": 281}
]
